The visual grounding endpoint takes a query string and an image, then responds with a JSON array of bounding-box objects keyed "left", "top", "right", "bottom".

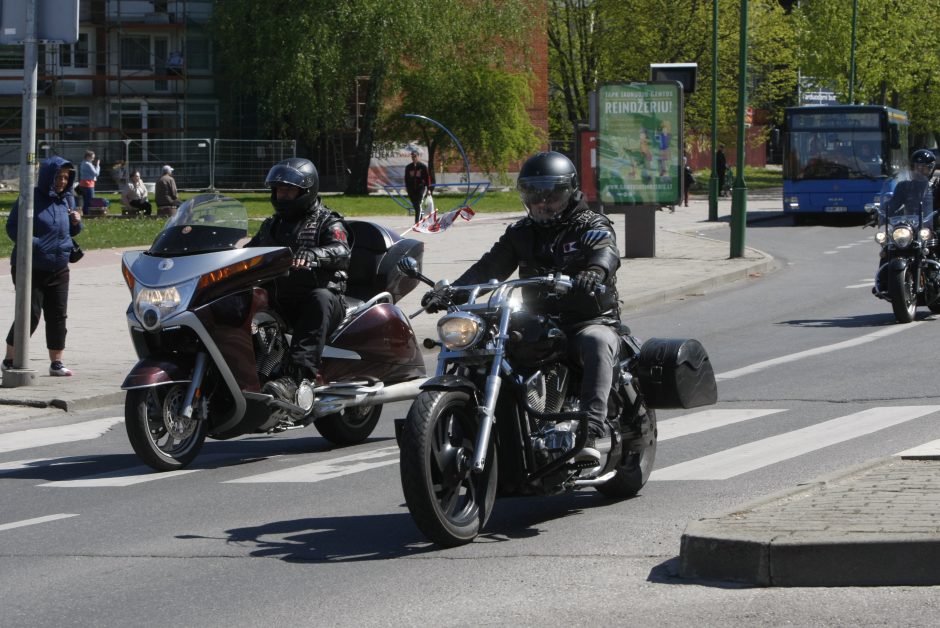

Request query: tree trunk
[{"left": 345, "top": 65, "right": 386, "bottom": 195}]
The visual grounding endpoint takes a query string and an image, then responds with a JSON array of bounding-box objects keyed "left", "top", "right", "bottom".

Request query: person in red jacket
[{"left": 403, "top": 148, "right": 432, "bottom": 224}]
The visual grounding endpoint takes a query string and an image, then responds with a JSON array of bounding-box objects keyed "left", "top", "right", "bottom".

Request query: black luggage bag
[{"left": 636, "top": 338, "right": 717, "bottom": 409}]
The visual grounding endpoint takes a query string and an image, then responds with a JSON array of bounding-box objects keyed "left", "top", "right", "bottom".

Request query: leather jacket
[
  {"left": 248, "top": 199, "right": 351, "bottom": 296},
  {"left": 455, "top": 193, "right": 621, "bottom": 327}
]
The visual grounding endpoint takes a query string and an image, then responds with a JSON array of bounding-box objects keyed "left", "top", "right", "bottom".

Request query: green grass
[{"left": 0, "top": 168, "right": 782, "bottom": 256}]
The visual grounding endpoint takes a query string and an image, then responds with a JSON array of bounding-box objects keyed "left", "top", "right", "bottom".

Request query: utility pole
[
  {"left": 849, "top": 0, "right": 858, "bottom": 104},
  {"left": 729, "top": 0, "right": 749, "bottom": 259},
  {"left": 708, "top": 0, "right": 719, "bottom": 222}
]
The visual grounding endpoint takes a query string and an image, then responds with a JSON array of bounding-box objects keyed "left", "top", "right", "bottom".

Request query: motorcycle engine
[
  {"left": 252, "top": 321, "right": 287, "bottom": 379},
  {"left": 525, "top": 363, "right": 569, "bottom": 416}
]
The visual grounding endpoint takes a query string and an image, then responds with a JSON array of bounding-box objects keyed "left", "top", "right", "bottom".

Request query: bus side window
[{"left": 889, "top": 124, "right": 901, "bottom": 149}]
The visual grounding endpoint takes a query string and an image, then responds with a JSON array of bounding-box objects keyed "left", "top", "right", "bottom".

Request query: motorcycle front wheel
[
  {"left": 399, "top": 390, "right": 497, "bottom": 547},
  {"left": 888, "top": 266, "right": 917, "bottom": 323},
  {"left": 597, "top": 408, "right": 657, "bottom": 498},
  {"left": 125, "top": 385, "right": 208, "bottom": 471},
  {"left": 314, "top": 405, "right": 382, "bottom": 446}
]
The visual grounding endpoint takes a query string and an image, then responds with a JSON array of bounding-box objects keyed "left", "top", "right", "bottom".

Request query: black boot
[
  {"left": 263, "top": 375, "right": 298, "bottom": 404},
  {"left": 574, "top": 422, "right": 611, "bottom": 467}
]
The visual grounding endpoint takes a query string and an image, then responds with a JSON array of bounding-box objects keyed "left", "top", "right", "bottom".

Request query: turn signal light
[
  {"left": 197, "top": 255, "right": 265, "bottom": 290},
  {"left": 121, "top": 260, "right": 135, "bottom": 292}
]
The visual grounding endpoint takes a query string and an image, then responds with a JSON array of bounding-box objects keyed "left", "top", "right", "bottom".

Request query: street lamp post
[
  {"left": 849, "top": 0, "right": 858, "bottom": 104},
  {"left": 730, "top": 0, "right": 749, "bottom": 258},
  {"left": 708, "top": 0, "right": 719, "bottom": 222}
]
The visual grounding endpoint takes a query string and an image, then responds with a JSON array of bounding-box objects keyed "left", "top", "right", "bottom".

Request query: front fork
[
  {"left": 470, "top": 306, "right": 513, "bottom": 473},
  {"left": 179, "top": 352, "right": 208, "bottom": 420}
]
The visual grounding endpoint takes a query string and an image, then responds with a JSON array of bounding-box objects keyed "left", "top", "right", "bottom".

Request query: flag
[{"left": 412, "top": 205, "right": 476, "bottom": 234}]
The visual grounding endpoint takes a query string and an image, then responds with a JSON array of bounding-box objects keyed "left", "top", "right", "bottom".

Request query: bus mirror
[{"left": 889, "top": 125, "right": 901, "bottom": 149}]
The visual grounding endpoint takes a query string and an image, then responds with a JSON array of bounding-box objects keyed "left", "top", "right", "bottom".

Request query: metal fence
[{"left": 0, "top": 139, "right": 296, "bottom": 192}]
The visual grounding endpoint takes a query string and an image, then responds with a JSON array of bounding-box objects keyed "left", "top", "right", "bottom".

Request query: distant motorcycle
[
  {"left": 393, "top": 233, "right": 717, "bottom": 547},
  {"left": 867, "top": 174, "right": 940, "bottom": 323},
  {"left": 120, "top": 194, "right": 427, "bottom": 471}
]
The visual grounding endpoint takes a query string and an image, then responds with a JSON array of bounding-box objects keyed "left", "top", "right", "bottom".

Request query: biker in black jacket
[
  {"left": 422, "top": 151, "right": 621, "bottom": 465},
  {"left": 248, "top": 158, "right": 351, "bottom": 406}
]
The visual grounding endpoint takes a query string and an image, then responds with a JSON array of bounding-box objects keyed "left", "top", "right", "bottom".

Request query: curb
[
  {"left": 0, "top": 390, "right": 125, "bottom": 413},
  {"left": 677, "top": 456, "right": 940, "bottom": 586}
]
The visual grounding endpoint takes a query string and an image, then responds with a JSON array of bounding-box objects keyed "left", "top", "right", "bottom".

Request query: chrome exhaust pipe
[{"left": 309, "top": 378, "right": 427, "bottom": 418}]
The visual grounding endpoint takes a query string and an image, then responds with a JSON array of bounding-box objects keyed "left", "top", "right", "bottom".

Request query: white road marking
[
  {"left": 0, "top": 417, "right": 123, "bottom": 455},
  {"left": 650, "top": 406, "right": 940, "bottom": 481},
  {"left": 40, "top": 467, "right": 198, "bottom": 487},
  {"left": 896, "top": 439, "right": 940, "bottom": 458},
  {"left": 715, "top": 322, "right": 923, "bottom": 381},
  {"left": 658, "top": 409, "right": 785, "bottom": 441},
  {"left": 836, "top": 245, "right": 855, "bottom": 249},
  {"left": 845, "top": 282, "right": 874, "bottom": 289},
  {"left": 823, "top": 250, "right": 839, "bottom": 255},
  {"left": 0, "top": 513, "right": 78, "bottom": 532},
  {"left": 225, "top": 445, "right": 400, "bottom": 484}
]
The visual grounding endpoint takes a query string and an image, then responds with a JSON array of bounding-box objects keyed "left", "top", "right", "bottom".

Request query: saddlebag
[{"left": 636, "top": 338, "right": 717, "bottom": 409}]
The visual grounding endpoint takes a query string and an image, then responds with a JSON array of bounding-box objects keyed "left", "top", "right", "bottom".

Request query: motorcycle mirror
[
  {"left": 582, "top": 229, "right": 613, "bottom": 250},
  {"left": 398, "top": 257, "right": 420, "bottom": 277}
]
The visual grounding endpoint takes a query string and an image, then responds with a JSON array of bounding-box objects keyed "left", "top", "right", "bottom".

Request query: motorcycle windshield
[
  {"left": 880, "top": 168, "right": 932, "bottom": 220},
  {"left": 148, "top": 194, "right": 250, "bottom": 256}
]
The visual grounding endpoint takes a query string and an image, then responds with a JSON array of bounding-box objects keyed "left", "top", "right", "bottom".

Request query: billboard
[{"left": 597, "top": 82, "right": 683, "bottom": 206}]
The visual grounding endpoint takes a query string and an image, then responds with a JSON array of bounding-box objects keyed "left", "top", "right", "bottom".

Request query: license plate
[{"left": 824, "top": 206, "right": 848, "bottom": 212}]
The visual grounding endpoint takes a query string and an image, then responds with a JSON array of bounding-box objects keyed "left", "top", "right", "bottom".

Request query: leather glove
[
  {"left": 421, "top": 288, "right": 453, "bottom": 313},
  {"left": 292, "top": 249, "right": 320, "bottom": 270},
  {"left": 574, "top": 268, "right": 604, "bottom": 295}
]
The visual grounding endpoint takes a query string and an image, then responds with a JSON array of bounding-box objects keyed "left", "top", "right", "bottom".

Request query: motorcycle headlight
[
  {"left": 133, "top": 278, "right": 197, "bottom": 329},
  {"left": 920, "top": 228, "right": 933, "bottom": 241},
  {"left": 891, "top": 226, "right": 913, "bottom": 248},
  {"left": 875, "top": 232, "right": 887, "bottom": 245},
  {"left": 437, "top": 312, "right": 484, "bottom": 350}
]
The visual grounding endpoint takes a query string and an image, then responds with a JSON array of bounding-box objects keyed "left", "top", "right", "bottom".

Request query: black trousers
[
  {"left": 129, "top": 199, "right": 152, "bottom": 216},
  {"left": 407, "top": 186, "right": 426, "bottom": 224},
  {"left": 6, "top": 266, "right": 70, "bottom": 351},
  {"left": 275, "top": 288, "right": 346, "bottom": 380}
]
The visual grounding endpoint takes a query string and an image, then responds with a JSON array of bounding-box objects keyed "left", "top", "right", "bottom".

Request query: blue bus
[{"left": 782, "top": 105, "right": 909, "bottom": 220}]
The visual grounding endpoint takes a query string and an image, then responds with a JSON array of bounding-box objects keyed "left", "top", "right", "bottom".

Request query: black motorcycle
[
  {"left": 393, "top": 235, "right": 717, "bottom": 547},
  {"left": 867, "top": 177, "right": 940, "bottom": 323}
]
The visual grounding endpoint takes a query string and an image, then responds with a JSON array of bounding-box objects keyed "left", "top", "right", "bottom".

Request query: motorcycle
[
  {"left": 866, "top": 172, "right": 940, "bottom": 323},
  {"left": 120, "top": 194, "right": 428, "bottom": 471},
  {"left": 393, "top": 233, "right": 718, "bottom": 547}
]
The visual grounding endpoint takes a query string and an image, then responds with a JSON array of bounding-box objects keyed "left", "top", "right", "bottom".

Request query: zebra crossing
[{"left": 1, "top": 405, "right": 940, "bottom": 490}]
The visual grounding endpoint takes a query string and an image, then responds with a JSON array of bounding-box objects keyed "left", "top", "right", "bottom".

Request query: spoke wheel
[
  {"left": 889, "top": 266, "right": 917, "bottom": 323},
  {"left": 125, "top": 385, "right": 207, "bottom": 471},
  {"left": 399, "top": 390, "right": 497, "bottom": 547}
]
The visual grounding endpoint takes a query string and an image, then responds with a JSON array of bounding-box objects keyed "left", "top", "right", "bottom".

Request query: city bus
[{"left": 782, "top": 105, "right": 909, "bottom": 221}]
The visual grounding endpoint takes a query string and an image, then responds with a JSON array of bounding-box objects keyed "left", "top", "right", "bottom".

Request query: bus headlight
[
  {"left": 787, "top": 196, "right": 799, "bottom": 209},
  {"left": 437, "top": 313, "right": 484, "bottom": 350}
]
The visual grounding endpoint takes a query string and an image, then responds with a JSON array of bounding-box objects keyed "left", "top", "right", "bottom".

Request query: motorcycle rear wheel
[
  {"left": 597, "top": 408, "right": 657, "bottom": 498},
  {"left": 399, "top": 390, "right": 497, "bottom": 547},
  {"left": 313, "top": 405, "right": 382, "bottom": 446},
  {"left": 888, "top": 266, "right": 917, "bottom": 323},
  {"left": 125, "top": 385, "right": 208, "bottom": 471}
]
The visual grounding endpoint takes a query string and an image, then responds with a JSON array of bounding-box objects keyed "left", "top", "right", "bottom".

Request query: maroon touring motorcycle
[{"left": 120, "top": 194, "right": 427, "bottom": 471}]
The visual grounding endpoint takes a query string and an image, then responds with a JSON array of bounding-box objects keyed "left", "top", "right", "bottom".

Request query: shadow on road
[
  {"left": 646, "top": 557, "right": 754, "bottom": 589},
  {"left": 776, "top": 312, "right": 900, "bottom": 328}
]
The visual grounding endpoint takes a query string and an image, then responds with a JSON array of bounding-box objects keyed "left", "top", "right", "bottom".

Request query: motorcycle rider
[
  {"left": 422, "top": 151, "right": 621, "bottom": 465},
  {"left": 247, "top": 158, "right": 351, "bottom": 408},
  {"left": 884, "top": 149, "right": 935, "bottom": 218}
]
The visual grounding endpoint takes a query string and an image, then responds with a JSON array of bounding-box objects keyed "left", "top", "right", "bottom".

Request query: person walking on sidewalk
[
  {"left": 76, "top": 149, "right": 99, "bottom": 215},
  {"left": 716, "top": 145, "right": 728, "bottom": 197},
  {"left": 404, "top": 148, "right": 432, "bottom": 225},
  {"left": 2, "top": 156, "right": 83, "bottom": 377},
  {"left": 420, "top": 151, "right": 621, "bottom": 466}
]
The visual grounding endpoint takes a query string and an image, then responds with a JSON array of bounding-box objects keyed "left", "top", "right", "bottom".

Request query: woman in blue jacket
[{"left": 3, "top": 156, "right": 83, "bottom": 376}]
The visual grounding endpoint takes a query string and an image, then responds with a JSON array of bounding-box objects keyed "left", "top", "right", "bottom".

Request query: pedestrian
[
  {"left": 683, "top": 152, "right": 695, "bottom": 207},
  {"left": 716, "top": 144, "right": 727, "bottom": 197},
  {"left": 403, "top": 148, "right": 432, "bottom": 225},
  {"left": 121, "top": 170, "right": 152, "bottom": 216},
  {"left": 246, "top": 158, "right": 350, "bottom": 409},
  {"left": 2, "top": 156, "right": 83, "bottom": 377},
  {"left": 76, "top": 149, "right": 99, "bottom": 214},
  {"left": 155, "top": 164, "right": 182, "bottom": 216}
]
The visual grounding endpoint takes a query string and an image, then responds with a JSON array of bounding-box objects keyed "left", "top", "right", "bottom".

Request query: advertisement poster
[{"left": 597, "top": 82, "right": 682, "bottom": 205}]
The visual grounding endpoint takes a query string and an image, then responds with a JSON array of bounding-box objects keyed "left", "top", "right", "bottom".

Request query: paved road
[{"left": 3, "top": 210, "right": 940, "bottom": 624}]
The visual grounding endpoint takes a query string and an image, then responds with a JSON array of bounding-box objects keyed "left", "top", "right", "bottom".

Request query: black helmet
[
  {"left": 517, "top": 151, "right": 579, "bottom": 226},
  {"left": 910, "top": 149, "right": 936, "bottom": 178},
  {"left": 265, "top": 157, "right": 319, "bottom": 219}
]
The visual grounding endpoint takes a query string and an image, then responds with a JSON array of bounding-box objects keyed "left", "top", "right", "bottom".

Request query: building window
[
  {"left": 0, "top": 45, "right": 24, "bottom": 70},
  {"left": 185, "top": 35, "right": 210, "bottom": 71},
  {"left": 60, "top": 33, "right": 89, "bottom": 69},
  {"left": 120, "top": 36, "right": 151, "bottom": 71}
]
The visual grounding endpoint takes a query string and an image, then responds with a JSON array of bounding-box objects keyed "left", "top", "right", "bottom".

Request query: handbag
[{"left": 69, "top": 238, "right": 84, "bottom": 263}]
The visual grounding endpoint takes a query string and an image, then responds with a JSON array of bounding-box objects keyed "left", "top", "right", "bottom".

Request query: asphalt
[{"left": 5, "top": 189, "right": 937, "bottom": 587}]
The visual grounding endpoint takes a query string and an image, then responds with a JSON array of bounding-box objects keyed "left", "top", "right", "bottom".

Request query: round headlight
[
  {"left": 875, "top": 232, "right": 887, "bottom": 245},
  {"left": 437, "top": 313, "right": 484, "bottom": 350},
  {"left": 891, "top": 226, "right": 913, "bottom": 247},
  {"left": 920, "top": 228, "right": 933, "bottom": 241}
]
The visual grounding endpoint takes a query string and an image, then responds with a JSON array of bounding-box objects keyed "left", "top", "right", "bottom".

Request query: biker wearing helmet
[
  {"left": 883, "top": 149, "right": 935, "bottom": 218},
  {"left": 247, "top": 157, "right": 351, "bottom": 408},
  {"left": 421, "top": 151, "right": 622, "bottom": 466}
]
